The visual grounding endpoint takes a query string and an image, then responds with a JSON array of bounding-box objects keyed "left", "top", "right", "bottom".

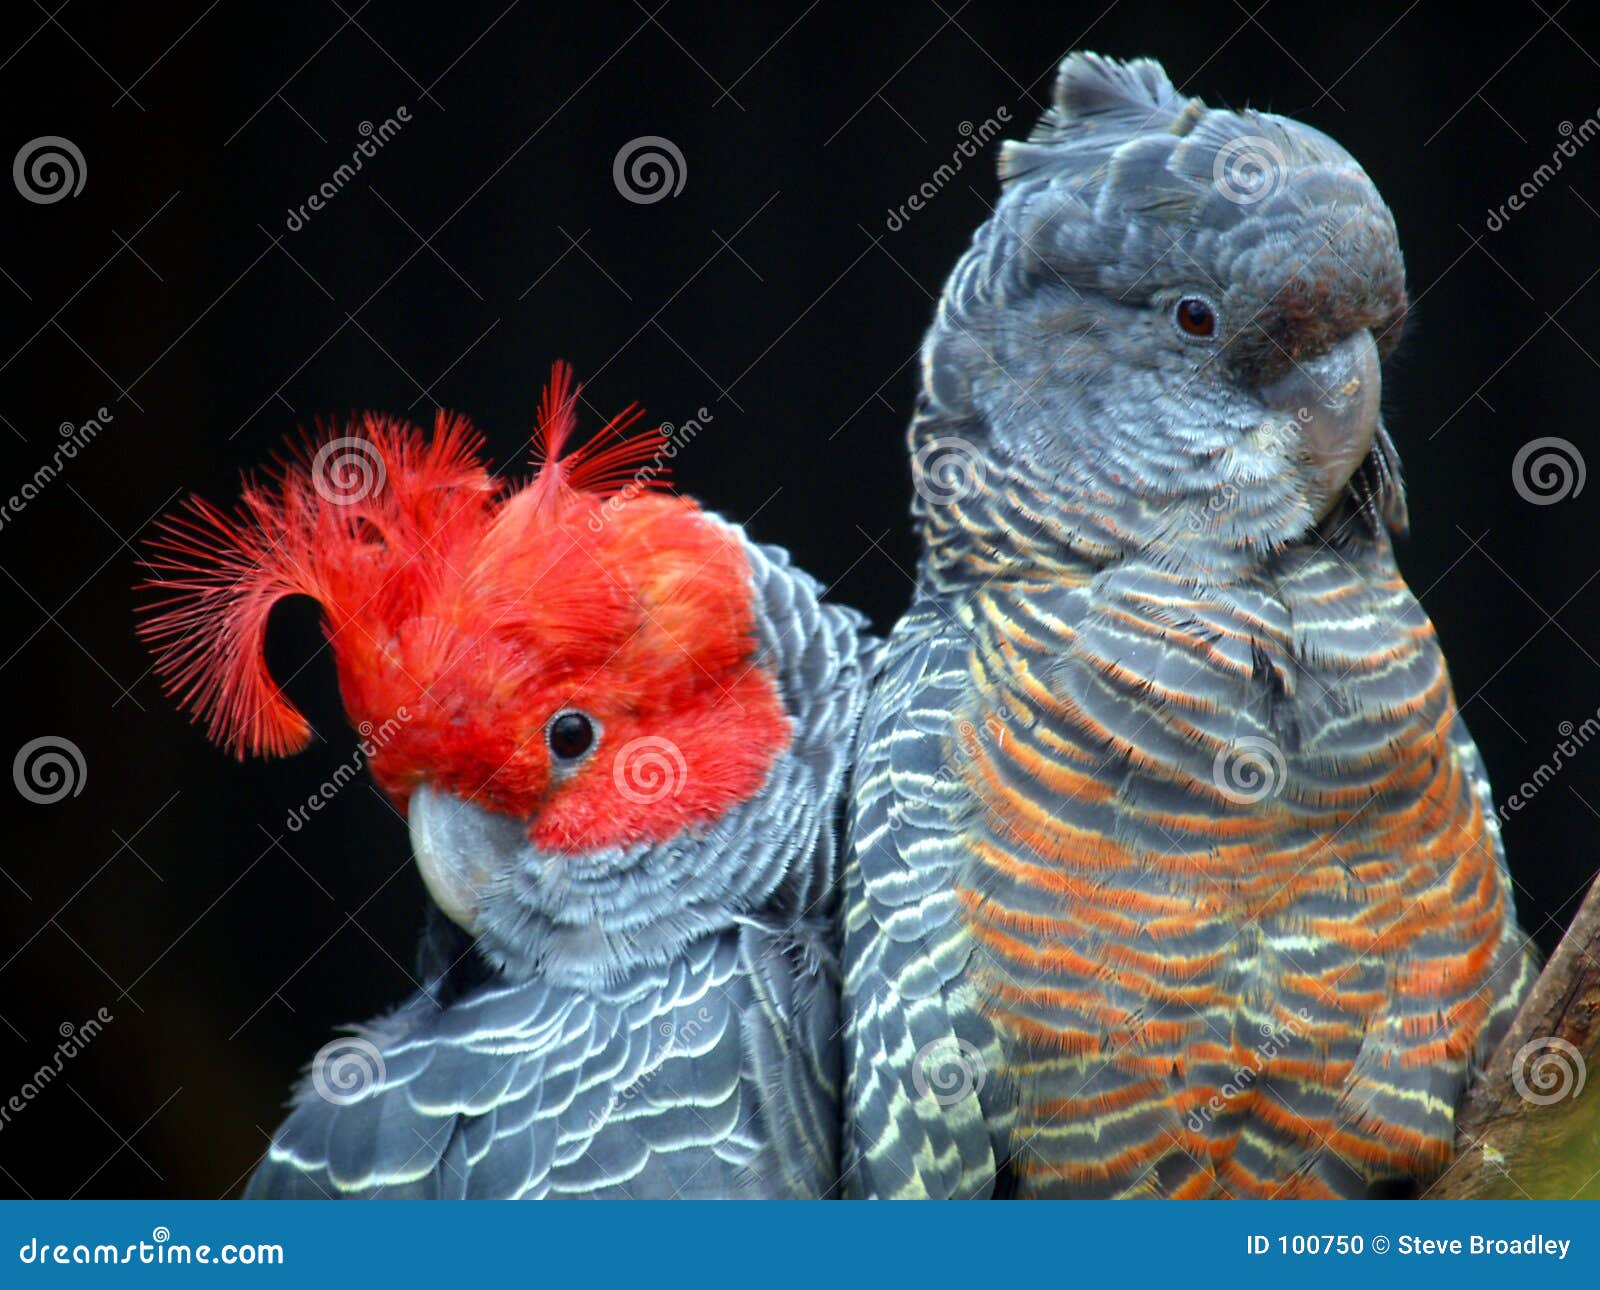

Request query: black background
[{"left": 2, "top": 0, "right": 1598, "bottom": 1198}]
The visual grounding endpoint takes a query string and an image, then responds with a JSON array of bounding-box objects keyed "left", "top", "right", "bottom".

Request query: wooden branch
[{"left": 1428, "top": 868, "right": 1600, "bottom": 1198}]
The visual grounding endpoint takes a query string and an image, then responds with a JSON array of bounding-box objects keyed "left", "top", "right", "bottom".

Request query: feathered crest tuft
[
  {"left": 998, "top": 52, "right": 1194, "bottom": 185},
  {"left": 137, "top": 414, "right": 494, "bottom": 759},
  {"left": 137, "top": 363, "right": 672, "bottom": 760},
  {"left": 528, "top": 359, "right": 669, "bottom": 508},
  {"left": 1044, "top": 52, "right": 1187, "bottom": 132}
]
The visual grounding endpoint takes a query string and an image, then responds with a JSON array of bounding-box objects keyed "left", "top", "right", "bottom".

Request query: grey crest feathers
[
  {"left": 914, "top": 52, "right": 1410, "bottom": 580},
  {"left": 998, "top": 51, "right": 1190, "bottom": 181}
]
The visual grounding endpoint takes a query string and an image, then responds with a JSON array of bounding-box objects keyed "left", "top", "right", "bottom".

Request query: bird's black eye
[
  {"left": 1174, "top": 296, "right": 1218, "bottom": 339},
  {"left": 547, "top": 710, "right": 596, "bottom": 761}
]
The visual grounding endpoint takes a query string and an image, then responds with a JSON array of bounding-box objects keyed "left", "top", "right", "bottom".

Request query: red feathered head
[{"left": 138, "top": 364, "right": 790, "bottom": 854}]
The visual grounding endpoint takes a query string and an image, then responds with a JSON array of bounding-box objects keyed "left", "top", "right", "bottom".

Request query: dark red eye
[
  {"left": 547, "top": 710, "right": 596, "bottom": 761},
  {"left": 1175, "top": 297, "right": 1217, "bottom": 338}
]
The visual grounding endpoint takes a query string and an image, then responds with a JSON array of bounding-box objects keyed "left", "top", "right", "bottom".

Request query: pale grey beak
[
  {"left": 1260, "top": 329, "right": 1381, "bottom": 520},
  {"left": 408, "top": 784, "right": 523, "bottom": 935}
]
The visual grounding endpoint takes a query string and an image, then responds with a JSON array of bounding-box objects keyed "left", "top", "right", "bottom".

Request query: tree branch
[{"left": 1428, "top": 868, "right": 1600, "bottom": 1198}]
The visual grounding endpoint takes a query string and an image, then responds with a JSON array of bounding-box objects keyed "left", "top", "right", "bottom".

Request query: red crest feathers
[
  {"left": 137, "top": 412, "right": 494, "bottom": 759},
  {"left": 527, "top": 359, "right": 668, "bottom": 507},
  {"left": 136, "top": 364, "right": 790, "bottom": 853}
]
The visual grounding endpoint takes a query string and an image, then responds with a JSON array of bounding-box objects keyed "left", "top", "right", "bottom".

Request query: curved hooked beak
[
  {"left": 408, "top": 784, "right": 523, "bottom": 935},
  {"left": 1259, "top": 329, "right": 1381, "bottom": 521}
]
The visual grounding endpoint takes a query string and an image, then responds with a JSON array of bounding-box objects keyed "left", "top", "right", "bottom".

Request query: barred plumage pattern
[
  {"left": 843, "top": 52, "right": 1534, "bottom": 1199},
  {"left": 847, "top": 473, "right": 1534, "bottom": 1199}
]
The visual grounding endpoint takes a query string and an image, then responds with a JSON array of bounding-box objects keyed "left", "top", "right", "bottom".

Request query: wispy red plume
[
  {"left": 137, "top": 365, "right": 675, "bottom": 762},
  {"left": 529, "top": 360, "right": 668, "bottom": 504},
  {"left": 137, "top": 413, "right": 493, "bottom": 759}
]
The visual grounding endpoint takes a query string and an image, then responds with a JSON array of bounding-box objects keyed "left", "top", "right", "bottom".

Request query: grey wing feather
[{"left": 843, "top": 597, "right": 1001, "bottom": 1199}]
